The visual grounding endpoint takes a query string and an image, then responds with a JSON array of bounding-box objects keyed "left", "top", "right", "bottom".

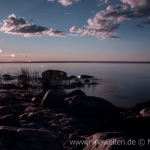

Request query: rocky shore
[{"left": 0, "top": 88, "right": 150, "bottom": 150}]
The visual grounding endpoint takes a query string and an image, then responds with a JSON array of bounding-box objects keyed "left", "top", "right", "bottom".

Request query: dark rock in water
[
  {"left": 84, "top": 79, "right": 90, "bottom": 83},
  {"left": 19, "top": 112, "right": 43, "bottom": 123},
  {"left": 71, "top": 81, "right": 84, "bottom": 87},
  {"left": 84, "top": 132, "right": 148, "bottom": 150},
  {"left": 140, "top": 108, "right": 150, "bottom": 117},
  {"left": 0, "top": 126, "right": 62, "bottom": 150},
  {"left": 2, "top": 74, "right": 12, "bottom": 78},
  {"left": 0, "top": 106, "right": 17, "bottom": 116},
  {"left": 66, "top": 90, "right": 86, "bottom": 97},
  {"left": 3, "top": 74, "right": 14, "bottom": 80},
  {"left": 41, "top": 89, "right": 66, "bottom": 111},
  {"left": 42, "top": 70, "right": 67, "bottom": 79},
  {"left": 69, "top": 75, "right": 77, "bottom": 79},
  {"left": 62, "top": 96, "right": 120, "bottom": 119},
  {"left": 79, "top": 75, "right": 93, "bottom": 79},
  {"left": 0, "top": 84, "right": 18, "bottom": 89},
  {"left": 0, "top": 114, "right": 20, "bottom": 127}
]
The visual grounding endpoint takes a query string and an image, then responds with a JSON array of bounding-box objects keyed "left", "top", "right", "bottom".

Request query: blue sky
[{"left": 0, "top": 0, "right": 150, "bottom": 61}]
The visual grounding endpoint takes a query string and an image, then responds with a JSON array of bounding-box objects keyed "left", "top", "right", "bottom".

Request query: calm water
[{"left": 0, "top": 63, "right": 150, "bottom": 107}]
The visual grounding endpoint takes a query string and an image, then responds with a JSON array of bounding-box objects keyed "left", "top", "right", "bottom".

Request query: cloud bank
[
  {"left": 0, "top": 14, "right": 64, "bottom": 37},
  {"left": 70, "top": 0, "right": 150, "bottom": 39},
  {"left": 48, "top": 0, "right": 80, "bottom": 6}
]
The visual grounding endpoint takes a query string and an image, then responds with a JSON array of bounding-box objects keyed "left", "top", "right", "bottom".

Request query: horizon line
[{"left": 0, "top": 61, "right": 150, "bottom": 63}]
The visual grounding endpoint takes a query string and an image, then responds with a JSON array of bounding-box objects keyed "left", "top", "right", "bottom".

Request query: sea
[{"left": 0, "top": 62, "right": 150, "bottom": 108}]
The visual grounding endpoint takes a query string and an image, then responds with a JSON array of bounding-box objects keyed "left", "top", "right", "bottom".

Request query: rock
[
  {"left": 0, "top": 126, "right": 62, "bottom": 150},
  {"left": 69, "top": 75, "right": 77, "bottom": 79},
  {"left": 32, "top": 97, "right": 42, "bottom": 103},
  {"left": 79, "top": 75, "right": 93, "bottom": 79},
  {"left": 140, "top": 108, "right": 150, "bottom": 117},
  {"left": 62, "top": 96, "right": 120, "bottom": 119},
  {"left": 19, "top": 112, "right": 43, "bottom": 123},
  {"left": 84, "top": 132, "right": 149, "bottom": 150},
  {"left": 41, "top": 89, "right": 87, "bottom": 111},
  {"left": 2, "top": 74, "right": 12, "bottom": 78},
  {"left": 66, "top": 90, "right": 86, "bottom": 97},
  {"left": 86, "top": 132, "right": 135, "bottom": 141},
  {"left": 42, "top": 70, "right": 67, "bottom": 79},
  {"left": 41, "top": 89, "right": 66, "bottom": 110},
  {"left": 0, "top": 106, "right": 17, "bottom": 116},
  {"left": 84, "top": 137, "right": 149, "bottom": 150},
  {"left": 0, "top": 114, "right": 20, "bottom": 127},
  {"left": 84, "top": 79, "right": 90, "bottom": 83}
]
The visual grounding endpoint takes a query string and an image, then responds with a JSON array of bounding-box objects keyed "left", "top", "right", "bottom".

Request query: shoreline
[
  {"left": 0, "top": 88, "right": 150, "bottom": 149},
  {"left": 0, "top": 61, "right": 150, "bottom": 63}
]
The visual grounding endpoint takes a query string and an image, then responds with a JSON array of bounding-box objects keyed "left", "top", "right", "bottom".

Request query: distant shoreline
[{"left": 0, "top": 61, "right": 150, "bottom": 63}]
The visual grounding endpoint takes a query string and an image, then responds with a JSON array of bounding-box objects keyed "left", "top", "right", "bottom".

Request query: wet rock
[
  {"left": 19, "top": 112, "right": 43, "bottom": 123},
  {"left": 41, "top": 89, "right": 66, "bottom": 111},
  {"left": 62, "top": 96, "right": 120, "bottom": 119},
  {"left": 140, "top": 108, "right": 150, "bottom": 117},
  {"left": 79, "top": 75, "right": 93, "bottom": 79},
  {"left": 66, "top": 90, "right": 86, "bottom": 97},
  {"left": 0, "top": 106, "right": 17, "bottom": 116},
  {"left": 0, "top": 114, "right": 20, "bottom": 127}
]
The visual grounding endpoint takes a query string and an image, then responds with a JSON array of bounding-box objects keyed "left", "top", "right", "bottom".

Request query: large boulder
[
  {"left": 41, "top": 89, "right": 66, "bottom": 110},
  {"left": 84, "top": 132, "right": 149, "bottom": 150},
  {"left": 0, "top": 126, "right": 62, "bottom": 150},
  {"left": 62, "top": 96, "right": 120, "bottom": 119},
  {"left": 41, "top": 89, "right": 86, "bottom": 111},
  {"left": 42, "top": 70, "right": 67, "bottom": 79}
]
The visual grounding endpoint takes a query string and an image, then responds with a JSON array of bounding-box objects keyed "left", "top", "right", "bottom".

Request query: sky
[{"left": 0, "top": 0, "right": 150, "bottom": 61}]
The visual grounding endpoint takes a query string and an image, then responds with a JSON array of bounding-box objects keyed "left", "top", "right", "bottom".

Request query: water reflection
[{"left": 0, "top": 63, "right": 150, "bottom": 107}]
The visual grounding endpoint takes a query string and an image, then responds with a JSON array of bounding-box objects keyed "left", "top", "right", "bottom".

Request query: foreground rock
[
  {"left": 0, "top": 126, "right": 62, "bottom": 150},
  {"left": 0, "top": 106, "right": 17, "bottom": 116},
  {"left": 0, "top": 88, "right": 150, "bottom": 150},
  {"left": 41, "top": 89, "right": 66, "bottom": 111},
  {"left": 0, "top": 114, "right": 20, "bottom": 127},
  {"left": 62, "top": 95, "right": 120, "bottom": 119},
  {"left": 41, "top": 89, "right": 86, "bottom": 111},
  {"left": 140, "top": 108, "right": 150, "bottom": 117},
  {"left": 84, "top": 132, "right": 149, "bottom": 150}
]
